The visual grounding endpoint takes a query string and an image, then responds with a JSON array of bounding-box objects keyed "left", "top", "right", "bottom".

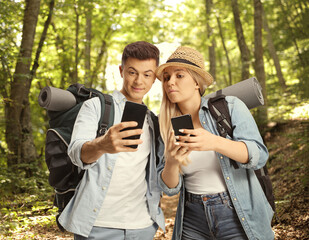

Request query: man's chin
[{"left": 127, "top": 92, "right": 145, "bottom": 102}]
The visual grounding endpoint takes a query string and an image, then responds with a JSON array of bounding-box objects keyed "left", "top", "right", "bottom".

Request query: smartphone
[
  {"left": 171, "top": 114, "right": 194, "bottom": 138},
  {"left": 120, "top": 101, "right": 148, "bottom": 148}
]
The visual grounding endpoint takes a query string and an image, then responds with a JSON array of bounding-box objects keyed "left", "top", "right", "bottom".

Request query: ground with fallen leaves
[{"left": 1, "top": 120, "right": 308, "bottom": 240}]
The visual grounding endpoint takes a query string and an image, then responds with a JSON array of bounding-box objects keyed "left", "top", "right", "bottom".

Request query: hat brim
[{"left": 155, "top": 62, "right": 213, "bottom": 87}]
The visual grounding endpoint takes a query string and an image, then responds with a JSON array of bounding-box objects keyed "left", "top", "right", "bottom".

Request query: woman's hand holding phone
[{"left": 174, "top": 128, "right": 218, "bottom": 152}]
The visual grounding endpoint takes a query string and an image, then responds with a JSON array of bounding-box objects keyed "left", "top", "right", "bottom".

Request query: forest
[{"left": 0, "top": 0, "right": 308, "bottom": 239}]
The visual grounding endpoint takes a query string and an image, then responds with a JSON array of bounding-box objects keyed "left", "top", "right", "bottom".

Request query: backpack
[
  {"left": 208, "top": 94, "right": 276, "bottom": 212},
  {"left": 44, "top": 83, "right": 114, "bottom": 231}
]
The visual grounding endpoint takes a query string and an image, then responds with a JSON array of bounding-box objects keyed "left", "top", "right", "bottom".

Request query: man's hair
[{"left": 121, "top": 41, "right": 160, "bottom": 67}]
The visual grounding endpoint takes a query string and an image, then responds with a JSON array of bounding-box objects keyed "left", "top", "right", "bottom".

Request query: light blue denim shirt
[
  {"left": 157, "top": 96, "right": 274, "bottom": 240},
  {"left": 58, "top": 90, "right": 165, "bottom": 237}
]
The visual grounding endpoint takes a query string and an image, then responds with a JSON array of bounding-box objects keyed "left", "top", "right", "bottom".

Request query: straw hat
[{"left": 155, "top": 46, "right": 214, "bottom": 94}]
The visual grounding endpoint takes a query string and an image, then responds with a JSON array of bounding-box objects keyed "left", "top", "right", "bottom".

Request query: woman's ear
[{"left": 195, "top": 82, "right": 200, "bottom": 90}]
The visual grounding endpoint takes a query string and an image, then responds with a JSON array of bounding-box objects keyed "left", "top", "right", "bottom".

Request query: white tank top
[{"left": 181, "top": 151, "right": 227, "bottom": 194}]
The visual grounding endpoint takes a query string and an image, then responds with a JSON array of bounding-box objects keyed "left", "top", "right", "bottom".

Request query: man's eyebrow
[
  {"left": 128, "top": 67, "right": 154, "bottom": 73},
  {"left": 128, "top": 67, "right": 138, "bottom": 72}
]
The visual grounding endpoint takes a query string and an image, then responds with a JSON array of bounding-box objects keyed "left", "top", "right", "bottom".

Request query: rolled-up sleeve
[
  {"left": 156, "top": 137, "right": 183, "bottom": 196},
  {"left": 227, "top": 97, "right": 269, "bottom": 170},
  {"left": 68, "top": 97, "right": 101, "bottom": 170},
  {"left": 158, "top": 170, "right": 182, "bottom": 196}
]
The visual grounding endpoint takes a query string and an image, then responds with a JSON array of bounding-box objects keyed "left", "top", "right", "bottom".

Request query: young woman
[{"left": 156, "top": 46, "right": 274, "bottom": 240}]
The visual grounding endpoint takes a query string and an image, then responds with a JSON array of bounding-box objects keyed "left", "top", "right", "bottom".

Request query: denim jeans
[
  {"left": 74, "top": 223, "right": 158, "bottom": 240},
  {"left": 182, "top": 191, "right": 248, "bottom": 240}
]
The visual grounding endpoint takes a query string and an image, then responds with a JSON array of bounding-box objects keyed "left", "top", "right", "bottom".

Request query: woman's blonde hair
[{"left": 159, "top": 68, "right": 205, "bottom": 166}]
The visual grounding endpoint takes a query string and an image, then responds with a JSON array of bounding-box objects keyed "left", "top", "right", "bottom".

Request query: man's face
[{"left": 119, "top": 57, "right": 157, "bottom": 104}]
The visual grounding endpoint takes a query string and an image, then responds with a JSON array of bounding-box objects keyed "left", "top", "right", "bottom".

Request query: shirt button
[
  {"left": 93, "top": 209, "right": 97, "bottom": 212},
  {"left": 102, "top": 186, "right": 106, "bottom": 190},
  {"left": 203, "top": 121, "right": 206, "bottom": 124},
  {"left": 233, "top": 198, "right": 237, "bottom": 201},
  {"left": 242, "top": 217, "right": 245, "bottom": 221},
  {"left": 220, "top": 156, "right": 223, "bottom": 159},
  {"left": 107, "top": 166, "right": 112, "bottom": 170},
  {"left": 226, "top": 177, "right": 230, "bottom": 180}
]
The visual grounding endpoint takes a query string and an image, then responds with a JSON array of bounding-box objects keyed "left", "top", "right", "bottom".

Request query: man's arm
[{"left": 81, "top": 121, "right": 143, "bottom": 164}]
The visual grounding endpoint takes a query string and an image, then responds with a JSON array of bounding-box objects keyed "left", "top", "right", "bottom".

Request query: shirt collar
[
  {"left": 200, "top": 96, "right": 210, "bottom": 110},
  {"left": 112, "top": 90, "right": 127, "bottom": 105}
]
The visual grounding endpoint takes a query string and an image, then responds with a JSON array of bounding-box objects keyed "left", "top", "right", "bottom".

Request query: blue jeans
[
  {"left": 74, "top": 223, "right": 158, "bottom": 240},
  {"left": 182, "top": 191, "right": 248, "bottom": 240}
]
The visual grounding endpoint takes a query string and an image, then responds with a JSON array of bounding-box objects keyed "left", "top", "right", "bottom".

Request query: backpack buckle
[
  {"left": 98, "top": 124, "right": 108, "bottom": 137},
  {"left": 217, "top": 123, "right": 228, "bottom": 138}
]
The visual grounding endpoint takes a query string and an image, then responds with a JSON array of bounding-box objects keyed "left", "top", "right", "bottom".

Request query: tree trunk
[
  {"left": 30, "top": 0, "right": 54, "bottom": 82},
  {"left": 216, "top": 15, "right": 232, "bottom": 85},
  {"left": 51, "top": 22, "right": 73, "bottom": 88},
  {"left": 73, "top": 2, "right": 79, "bottom": 83},
  {"left": 253, "top": 0, "right": 268, "bottom": 129},
  {"left": 205, "top": 0, "right": 216, "bottom": 81},
  {"left": 262, "top": 6, "right": 287, "bottom": 91},
  {"left": 231, "top": 0, "right": 251, "bottom": 80},
  {"left": 85, "top": 8, "right": 92, "bottom": 87},
  {"left": 6, "top": 0, "right": 41, "bottom": 169}
]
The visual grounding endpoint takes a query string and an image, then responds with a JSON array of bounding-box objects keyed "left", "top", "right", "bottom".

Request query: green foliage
[
  {"left": 0, "top": 160, "right": 56, "bottom": 237},
  {"left": 0, "top": 192, "right": 57, "bottom": 237},
  {"left": 0, "top": 162, "right": 50, "bottom": 196}
]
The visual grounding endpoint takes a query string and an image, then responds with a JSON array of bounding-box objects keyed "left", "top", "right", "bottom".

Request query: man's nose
[{"left": 134, "top": 74, "right": 143, "bottom": 84}]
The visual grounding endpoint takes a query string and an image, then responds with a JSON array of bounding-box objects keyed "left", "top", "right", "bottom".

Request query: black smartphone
[
  {"left": 120, "top": 101, "right": 148, "bottom": 148},
  {"left": 171, "top": 114, "right": 194, "bottom": 138}
]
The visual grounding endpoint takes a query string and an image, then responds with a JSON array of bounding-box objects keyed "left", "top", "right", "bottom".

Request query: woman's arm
[
  {"left": 160, "top": 130, "right": 190, "bottom": 188},
  {"left": 176, "top": 97, "right": 268, "bottom": 169},
  {"left": 176, "top": 128, "right": 249, "bottom": 163}
]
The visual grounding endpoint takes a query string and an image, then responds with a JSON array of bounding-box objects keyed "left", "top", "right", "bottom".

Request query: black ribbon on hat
[{"left": 166, "top": 58, "right": 201, "bottom": 68}]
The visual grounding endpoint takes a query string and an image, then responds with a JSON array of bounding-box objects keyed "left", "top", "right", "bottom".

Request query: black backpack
[
  {"left": 208, "top": 94, "right": 276, "bottom": 212},
  {"left": 44, "top": 83, "right": 114, "bottom": 231}
]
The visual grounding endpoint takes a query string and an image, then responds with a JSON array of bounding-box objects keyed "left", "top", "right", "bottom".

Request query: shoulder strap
[
  {"left": 97, "top": 93, "right": 114, "bottom": 137},
  {"left": 208, "top": 93, "right": 238, "bottom": 169},
  {"left": 149, "top": 111, "right": 160, "bottom": 166},
  {"left": 208, "top": 94, "right": 233, "bottom": 138}
]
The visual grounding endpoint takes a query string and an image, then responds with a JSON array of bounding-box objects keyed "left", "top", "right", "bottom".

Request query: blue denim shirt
[
  {"left": 58, "top": 90, "right": 165, "bottom": 237},
  {"left": 157, "top": 96, "right": 274, "bottom": 240}
]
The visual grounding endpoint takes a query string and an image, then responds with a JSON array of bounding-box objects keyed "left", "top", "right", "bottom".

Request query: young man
[{"left": 58, "top": 41, "right": 165, "bottom": 239}]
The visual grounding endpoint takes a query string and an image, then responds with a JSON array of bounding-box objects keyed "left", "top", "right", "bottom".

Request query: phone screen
[
  {"left": 120, "top": 101, "right": 148, "bottom": 148},
  {"left": 171, "top": 114, "right": 194, "bottom": 137}
]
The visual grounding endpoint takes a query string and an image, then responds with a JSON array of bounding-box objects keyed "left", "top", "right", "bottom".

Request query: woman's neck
[{"left": 177, "top": 94, "right": 201, "bottom": 127}]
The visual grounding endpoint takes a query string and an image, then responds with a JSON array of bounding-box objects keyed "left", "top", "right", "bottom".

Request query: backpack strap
[
  {"left": 97, "top": 93, "right": 113, "bottom": 137},
  {"left": 208, "top": 94, "right": 239, "bottom": 169},
  {"left": 149, "top": 111, "right": 160, "bottom": 166},
  {"left": 208, "top": 94, "right": 233, "bottom": 138}
]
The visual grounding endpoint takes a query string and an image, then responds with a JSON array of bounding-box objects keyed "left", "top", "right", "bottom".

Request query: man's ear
[{"left": 119, "top": 65, "right": 123, "bottom": 78}]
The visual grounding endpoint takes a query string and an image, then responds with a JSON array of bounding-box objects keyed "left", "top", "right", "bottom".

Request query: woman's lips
[{"left": 168, "top": 89, "right": 178, "bottom": 93}]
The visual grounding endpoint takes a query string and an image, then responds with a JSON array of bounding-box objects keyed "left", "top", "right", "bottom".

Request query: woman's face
[{"left": 162, "top": 66, "right": 199, "bottom": 104}]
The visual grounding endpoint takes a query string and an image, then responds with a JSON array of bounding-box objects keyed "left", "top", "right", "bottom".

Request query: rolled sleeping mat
[
  {"left": 204, "top": 77, "right": 264, "bottom": 109},
  {"left": 38, "top": 86, "right": 76, "bottom": 111}
]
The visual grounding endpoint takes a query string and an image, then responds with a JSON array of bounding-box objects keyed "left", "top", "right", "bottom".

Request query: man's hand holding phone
[
  {"left": 96, "top": 121, "right": 144, "bottom": 153},
  {"left": 81, "top": 121, "right": 143, "bottom": 164}
]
